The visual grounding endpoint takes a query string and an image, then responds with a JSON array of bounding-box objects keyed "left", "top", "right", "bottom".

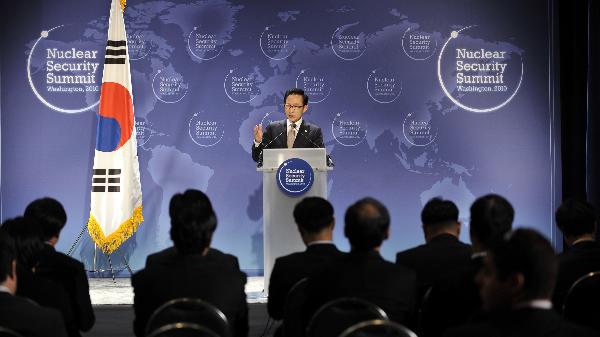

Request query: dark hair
[
  {"left": 24, "top": 197, "right": 67, "bottom": 241},
  {"left": 555, "top": 198, "right": 597, "bottom": 238},
  {"left": 490, "top": 229, "right": 557, "bottom": 300},
  {"left": 470, "top": 194, "right": 514, "bottom": 249},
  {"left": 169, "top": 190, "right": 217, "bottom": 255},
  {"left": 1, "top": 217, "right": 45, "bottom": 270},
  {"left": 344, "top": 197, "right": 390, "bottom": 251},
  {"left": 284, "top": 88, "right": 309, "bottom": 106},
  {"left": 293, "top": 197, "right": 334, "bottom": 233},
  {"left": 421, "top": 197, "right": 459, "bottom": 228},
  {"left": 0, "top": 230, "right": 16, "bottom": 283}
]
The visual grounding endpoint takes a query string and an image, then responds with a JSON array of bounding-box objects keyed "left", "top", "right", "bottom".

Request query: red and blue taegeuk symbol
[{"left": 95, "top": 82, "right": 134, "bottom": 152}]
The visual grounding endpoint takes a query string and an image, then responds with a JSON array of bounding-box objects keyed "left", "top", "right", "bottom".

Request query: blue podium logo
[{"left": 276, "top": 158, "right": 314, "bottom": 197}]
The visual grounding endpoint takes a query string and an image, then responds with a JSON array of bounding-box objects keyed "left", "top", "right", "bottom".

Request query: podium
[{"left": 258, "top": 148, "right": 331, "bottom": 292}]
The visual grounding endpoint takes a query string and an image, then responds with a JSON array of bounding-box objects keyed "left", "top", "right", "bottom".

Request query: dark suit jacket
[
  {"left": 146, "top": 247, "right": 240, "bottom": 269},
  {"left": 305, "top": 250, "right": 417, "bottom": 327},
  {"left": 251, "top": 119, "right": 324, "bottom": 163},
  {"left": 0, "top": 292, "right": 68, "bottom": 337},
  {"left": 396, "top": 234, "right": 473, "bottom": 293},
  {"left": 16, "top": 268, "right": 74, "bottom": 333},
  {"left": 268, "top": 243, "right": 344, "bottom": 320},
  {"left": 132, "top": 248, "right": 248, "bottom": 337},
  {"left": 396, "top": 234, "right": 477, "bottom": 337},
  {"left": 553, "top": 240, "right": 600, "bottom": 312},
  {"left": 36, "top": 244, "right": 95, "bottom": 337},
  {"left": 444, "top": 308, "right": 598, "bottom": 337}
]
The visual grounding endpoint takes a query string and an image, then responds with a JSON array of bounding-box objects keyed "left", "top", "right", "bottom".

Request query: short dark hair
[
  {"left": 284, "top": 88, "right": 309, "bottom": 106},
  {"left": 24, "top": 197, "right": 67, "bottom": 241},
  {"left": 555, "top": 198, "right": 597, "bottom": 238},
  {"left": 470, "top": 194, "right": 514, "bottom": 249},
  {"left": 0, "top": 230, "right": 16, "bottom": 283},
  {"left": 344, "top": 197, "right": 390, "bottom": 251},
  {"left": 169, "top": 190, "right": 217, "bottom": 255},
  {"left": 1, "top": 217, "right": 45, "bottom": 270},
  {"left": 490, "top": 229, "right": 557, "bottom": 300},
  {"left": 293, "top": 197, "right": 334, "bottom": 233},
  {"left": 421, "top": 197, "right": 459, "bottom": 228}
]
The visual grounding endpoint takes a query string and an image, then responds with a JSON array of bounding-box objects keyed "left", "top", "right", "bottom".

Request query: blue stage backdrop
[{"left": 1, "top": 0, "right": 560, "bottom": 274}]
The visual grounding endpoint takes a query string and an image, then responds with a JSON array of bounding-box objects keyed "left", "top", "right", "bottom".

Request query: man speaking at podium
[{"left": 252, "top": 88, "right": 325, "bottom": 165}]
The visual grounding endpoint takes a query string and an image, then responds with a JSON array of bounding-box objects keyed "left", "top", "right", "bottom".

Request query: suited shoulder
[
  {"left": 145, "top": 246, "right": 177, "bottom": 266},
  {"left": 52, "top": 250, "right": 86, "bottom": 271},
  {"left": 208, "top": 248, "right": 241, "bottom": 267},
  {"left": 396, "top": 244, "right": 428, "bottom": 262}
]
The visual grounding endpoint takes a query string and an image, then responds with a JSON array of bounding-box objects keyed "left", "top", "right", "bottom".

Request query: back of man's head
[
  {"left": 555, "top": 198, "right": 597, "bottom": 240},
  {"left": 421, "top": 197, "right": 459, "bottom": 232},
  {"left": 470, "top": 194, "right": 514, "bottom": 251},
  {"left": 344, "top": 197, "right": 390, "bottom": 252},
  {"left": 490, "top": 229, "right": 557, "bottom": 302},
  {"left": 1, "top": 217, "right": 45, "bottom": 270},
  {"left": 0, "top": 230, "right": 16, "bottom": 285},
  {"left": 293, "top": 197, "right": 334, "bottom": 234},
  {"left": 169, "top": 190, "right": 217, "bottom": 255},
  {"left": 24, "top": 197, "right": 67, "bottom": 242}
]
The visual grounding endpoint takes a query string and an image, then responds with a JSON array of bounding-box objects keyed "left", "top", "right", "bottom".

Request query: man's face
[
  {"left": 284, "top": 94, "right": 308, "bottom": 123},
  {"left": 476, "top": 254, "right": 516, "bottom": 311}
]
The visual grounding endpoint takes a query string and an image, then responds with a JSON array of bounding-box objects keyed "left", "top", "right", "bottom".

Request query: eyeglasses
[{"left": 284, "top": 104, "right": 305, "bottom": 110}]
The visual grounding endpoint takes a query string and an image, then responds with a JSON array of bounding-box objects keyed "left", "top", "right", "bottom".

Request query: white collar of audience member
[
  {"left": 512, "top": 299, "right": 552, "bottom": 310},
  {"left": 307, "top": 240, "right": 333, "bottom": 246}
]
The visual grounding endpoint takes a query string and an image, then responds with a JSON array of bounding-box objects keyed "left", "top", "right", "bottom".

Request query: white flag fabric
[{"left": 87, "top": 0, "right": 143, "bottom": 254}]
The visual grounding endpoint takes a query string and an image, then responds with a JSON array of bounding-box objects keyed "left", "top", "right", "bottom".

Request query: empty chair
[
  {"left": 147, "top": 323, "right": 221, "bottom": 337},
  {"left": 562, "top": 271, "right": 600, "bottom": 331},
  {"left": 339, "top": 319, "right": 417, "bottom": 337},
  {"left": 0, "top": 327, "right": 24, "bottom": 337},
  {"left": 306, "top": 298, "right": 388, "bottom": 337},
  {"left": 145, "top": 298, "right": 230, "bottom": 337},
  {"left": 282, "top": 278, "right": 308, "bottom": 337}
]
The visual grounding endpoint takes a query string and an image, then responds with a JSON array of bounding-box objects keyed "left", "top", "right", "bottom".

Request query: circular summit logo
[
  {"left": 437, "top": 26, "right": 524, "bottom": 113},
  {"left": 27, "top": 25, "right": 104, "bottom": 114},
  {"left": 276, "top": 158, "right": 314, "bottom": 197}
]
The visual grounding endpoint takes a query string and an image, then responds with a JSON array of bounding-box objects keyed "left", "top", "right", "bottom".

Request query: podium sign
[{"left": 259, "top": 148, "right": 330, "bottom": 292}]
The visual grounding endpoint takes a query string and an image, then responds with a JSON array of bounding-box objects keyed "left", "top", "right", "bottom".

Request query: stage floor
[{"left": 89, "top": 277, "right": 267, "bottom": 305}]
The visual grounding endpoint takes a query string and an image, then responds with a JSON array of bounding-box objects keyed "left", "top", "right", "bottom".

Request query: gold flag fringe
[
  {"left": 120, "top": 0, "right": 126, "bottom": 11},
  {"left": 87, "top": 205, "right": 143, "bottom": 254}
]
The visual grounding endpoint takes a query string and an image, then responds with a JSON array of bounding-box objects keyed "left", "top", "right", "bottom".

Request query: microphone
[
  {"left": 296, "top": 128, "right": 334, "bottom": 167},
  {"left": 257, "top": 129, "right": 286, "bottom": 167}
]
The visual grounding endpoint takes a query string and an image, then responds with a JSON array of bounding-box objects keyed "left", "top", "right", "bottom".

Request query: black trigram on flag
[
  {"left": 92, "top": 169, "right": 121, "bottom": 192},
  {"left": 105, "top": 40, "right": 126, "bottom": 64}
]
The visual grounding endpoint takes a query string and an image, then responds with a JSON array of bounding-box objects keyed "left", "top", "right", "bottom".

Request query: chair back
[
  {"left": 562, "top": 271, "right": 600, "bottom": 330},
  {"left": 306, "top": 298, "right": 388, "bottom": 337},
  {"left": 147, "top": 322, "right": 221, "bottom": 337},
  {"left": 339, "top": 319, "right": 417, "bottom": 337},
  {"left": 416, "top": 285, "right": 433, "bottom": 334},
  {"left": 145, "top": 298, "right": 230, "bottom": 337},
  {"left": 282, "top": 278, "right": 308, "bottom": 337},
  {"left": 0, "top": 327, "right": 24, "bottom": 337}
]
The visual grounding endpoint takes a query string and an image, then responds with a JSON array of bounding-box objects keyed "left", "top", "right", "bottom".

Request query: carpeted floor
[{"left": 82, "top": 303, "right": 275, "bottom": 337}]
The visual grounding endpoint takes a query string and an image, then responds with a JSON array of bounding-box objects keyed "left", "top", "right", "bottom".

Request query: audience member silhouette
[
  {"left": 24, "top": 197, "right": 95, "bottom": 337},
  {"left": 144, "top": 191, "right": 241, "bottom": 269},
  {"left": 396, "top": 197, "right": 474, "bottom": 337},
  {"left": 132, "top": 189, "right": 248, "bottom": 337},
  {"left": 396, "top": 197, "right": 472, "bottom": 295},
  {"left": 2, "top": 217, "right": 74, "bottom": 332},
  {"left": 0, "top": 224, "right": 68, "bottom": 337},
  {"left": 268, "top": 197, "right": 344, "bottom": 321},
  {"left": 552, "top": 198, "right": 600, "bottom": 312},
  {"left": 305, "top": 197, "right": 417, "bottom": 326},
  {"left": 445, "top": 229, "right": 598, "bottom": 337},
  {"left": 469, "top": 194, "right": 514, "bottom": 258}
]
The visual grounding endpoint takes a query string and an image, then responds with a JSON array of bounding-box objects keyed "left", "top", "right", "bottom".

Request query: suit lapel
[
  {"left": 273, "top": 121, "right": 287, "bottom": 148},
  {"left": 293, "top": 120, "right": 309, "bottom": 148}
]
